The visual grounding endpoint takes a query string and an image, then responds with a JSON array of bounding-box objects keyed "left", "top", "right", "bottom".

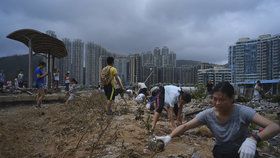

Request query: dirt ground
[{"left": 0, "top": 92, "right": 279, "bottom": 158}]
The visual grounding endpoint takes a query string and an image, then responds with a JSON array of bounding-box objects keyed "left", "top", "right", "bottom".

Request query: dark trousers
[{"left": 213, "top": 143, "right": 259, "bottom": 158}]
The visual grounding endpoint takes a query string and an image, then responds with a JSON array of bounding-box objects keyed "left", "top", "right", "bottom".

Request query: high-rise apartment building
[
  {"left": 153, "top": 47, "right": 162, "bottom": 67},
  {"left": 198, "top": 66, "right": 231, "bottom": 85},
  {"left": 161, "top": 66, "right": 175, "bottom": 84},
  {"left": 85, "top": 42, "right": 95, "bottom": 86},
  {"left": 128, "top": 54, "right": 142, "bottom": 85},
  {"left": 58, "top": 38, "right": 72, "bottom": 84},
  {"left": 169, "top": 51, "right": 176, "bottom": 67},
  {"left": 141, "top": 51, "right": 154, "bottom": 66},
  {"left": 229, "top": 34, "right": 280, "bottom": 83},
  {"left": 115, "top": 56, "right": 129, "bottom": 85},
  {"left": 85, "top": 42, "right": 110, "bottom": 87},
  {"left": 162, "top": 46, "right": 169, "bottom": 66},
  {"left": 72, "top": 39, "right": 84, "bottom": 84}
]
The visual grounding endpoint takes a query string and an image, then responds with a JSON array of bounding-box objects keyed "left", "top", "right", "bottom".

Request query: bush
[{"left": 191, "top": 83, "right": 206, "bottom": 100}]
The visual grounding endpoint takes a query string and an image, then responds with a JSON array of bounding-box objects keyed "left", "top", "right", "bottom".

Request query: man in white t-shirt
[{"left": 147, "top": 85, "right": 191, "bottom": 132}]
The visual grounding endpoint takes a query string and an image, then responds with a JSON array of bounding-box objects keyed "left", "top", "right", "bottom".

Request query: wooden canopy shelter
[{"left": 7, "top": 29, "right": 67, "bottom": 88}]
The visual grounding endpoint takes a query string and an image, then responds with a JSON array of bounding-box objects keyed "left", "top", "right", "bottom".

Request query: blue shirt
[{"left": 34, "top": 67, "right": 44, "bottom": 84}]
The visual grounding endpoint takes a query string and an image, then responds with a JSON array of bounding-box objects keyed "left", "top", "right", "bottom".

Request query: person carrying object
[
  {"left": 100, "top": 57, "right": 125, "bottom": 115},
  {"left": 155, "top": 81, "right": 280, "bottom": 158}
]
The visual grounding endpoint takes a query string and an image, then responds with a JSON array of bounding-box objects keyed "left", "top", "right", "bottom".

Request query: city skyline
[{"left": 1, "top": 0, "right": 280, "bottom": 64}]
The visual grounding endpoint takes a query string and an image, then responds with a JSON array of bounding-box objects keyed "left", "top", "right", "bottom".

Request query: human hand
[
  {"left": 238, "top": 138, "right": 257, "bottom": 158},
  {"left": 155, "top": 135, "right": 171, "bottom": 146}
]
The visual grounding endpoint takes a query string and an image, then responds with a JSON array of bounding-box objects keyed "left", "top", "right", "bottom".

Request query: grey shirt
[{"left": 196, "top": 104, "right": 256, "bottom": 145}]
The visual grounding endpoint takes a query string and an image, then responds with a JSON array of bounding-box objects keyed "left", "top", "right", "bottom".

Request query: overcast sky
[{"left": 1, "top": 0, "right": 280, "bottom": 64}]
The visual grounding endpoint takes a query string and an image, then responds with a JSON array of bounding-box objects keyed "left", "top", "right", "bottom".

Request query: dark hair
[
  {"left": 256, "top": 80, "right": 261, "bottom": 84},
  {"left": 107, "top": 57, "right": 114, "bottom": 65},
  {"left": 71, "top": 78, "right": 78, "bottom": 84},
  {"left": 39, "top": 61, "right": 46, "bottom": 66},
  {"left": 212, "top": 81, "right": 234, "bottom": 98},
  {"left": 180, "top": 92, "right": 191, "bottom": 103}
]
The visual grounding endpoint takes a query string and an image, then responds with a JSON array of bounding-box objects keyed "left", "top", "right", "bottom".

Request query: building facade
[
  {"left": 229, "top": 34, "right": 280, "bottom": 83},
  {"left": 198, "top": 66, "right": 231, "bottom": 85},
  {"left": 71, "top": 39, "right": 84, "bottom": 84}
]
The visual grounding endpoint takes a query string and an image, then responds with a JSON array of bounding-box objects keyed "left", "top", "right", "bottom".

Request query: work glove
[
  {"left": 155, "top": 135, "right": 171, "bottom": 146},
  {"left": 146, "top": 102, "right": 151, "bottom": 109},
  {"left": 238, "top": 138, "right": 257, "bottom": 158}
]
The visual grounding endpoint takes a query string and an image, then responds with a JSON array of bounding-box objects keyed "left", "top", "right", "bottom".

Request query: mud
[{"left": 0, "top": 92, "right": 279, "bottom": 157}]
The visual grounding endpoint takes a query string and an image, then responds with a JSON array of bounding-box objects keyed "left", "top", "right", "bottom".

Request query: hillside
[{"left": 0, "top": 54, "right": 43, "bottom": 81}]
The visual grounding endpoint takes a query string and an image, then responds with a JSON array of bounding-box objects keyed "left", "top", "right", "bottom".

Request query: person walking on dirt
[
  {"left": 64, "top": 71, "right": 70, "bottom": 91},
  {"left": 156, "top": 81, "right": 280, "bottom": 158},
  {"left": 34, "top": 61, "right": 48, "bottom": 108},
  {"left": 147, "top": 85, "right": 191, "bottom": 132},
  {"left": 100, "top": 57, "right": 125, "bottom": 115},
  {"left": 252, "top": 80, "right": 263, "bottom": 103},
  {"left": 65, "top": 78, "right": 78, "bottom": 105}
]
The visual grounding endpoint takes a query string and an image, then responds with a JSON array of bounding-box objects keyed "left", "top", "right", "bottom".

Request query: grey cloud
[{"left": 1, "top": 0, "right": 280, "bottom": 64}]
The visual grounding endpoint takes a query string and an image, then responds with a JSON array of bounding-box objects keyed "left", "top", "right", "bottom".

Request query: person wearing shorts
[
  {"left": 34, "top": 61, "right": 48, "bottom": 108},
  {"left": 148, "top": 85, "right": 191, "bottom": 132},
  {"left": 102, "top": 57, "right": 125, "bottom": 115}
]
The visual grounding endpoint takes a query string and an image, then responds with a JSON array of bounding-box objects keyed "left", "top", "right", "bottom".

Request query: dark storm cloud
[{"left": 1, "top": 0, "right": 280, "bottom": 64}]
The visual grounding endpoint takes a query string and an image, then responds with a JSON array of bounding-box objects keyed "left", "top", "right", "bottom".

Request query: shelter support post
[{"left": 28, "top": 39, "right": 32, "bottom": 88}]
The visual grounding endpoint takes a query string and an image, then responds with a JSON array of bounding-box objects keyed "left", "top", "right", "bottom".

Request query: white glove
[
  {"left": 135, "top": 94, "right": 145, "bottom": 103},
  {"left": 238, "top": 138, "right": 257, "bottom": 158},
  {"left": 155, "top": 135, "right": 171, "bottom": 146},
  {"left": 146, "top": 102, "right": 151, "bottom": 109}
]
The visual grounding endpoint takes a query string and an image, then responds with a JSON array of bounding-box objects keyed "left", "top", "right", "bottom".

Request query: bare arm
[
  {"left": 170, "top": 117, "right": 203, "bottom": 138},
  {"left": 176, "top": 102, "right": 184, "bottom": 124},
  {"left": 251, "top": 113, "right": 280, "bottom": 140},
  {"left": 37, "top": 72, "right": 48, "bottom": 78},
  {"left": 115, "top": 75, "right": 124, "bottom": 90}
]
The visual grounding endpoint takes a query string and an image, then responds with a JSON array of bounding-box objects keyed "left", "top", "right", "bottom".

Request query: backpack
[{"left": 100, "top": 66, "right": 112, "bottom": 86}]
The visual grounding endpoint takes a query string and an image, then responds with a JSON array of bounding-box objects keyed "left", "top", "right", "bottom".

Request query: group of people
[
  {"left": 100, "top": 57, "right": 279, "bottom": 158},
  {"left": 0, "top": 69, "right": 25, "bottom": 93},
  {"left": 33, "top": 61, "right": 78, "bottom": 107},
  {"left": 31, "top": 57, "right": 280, "bottom": 158}
]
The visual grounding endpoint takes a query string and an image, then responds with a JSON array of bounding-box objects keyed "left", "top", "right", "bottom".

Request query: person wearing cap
[
  {"left": 156, "top": 81, "right": 280, "bottom": 158},
  {"left": 148, "top": 85, "right": 191, "bottom": 132},
  {"left": 137, "top": 82, "right": 149, "bottom": 95}
]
